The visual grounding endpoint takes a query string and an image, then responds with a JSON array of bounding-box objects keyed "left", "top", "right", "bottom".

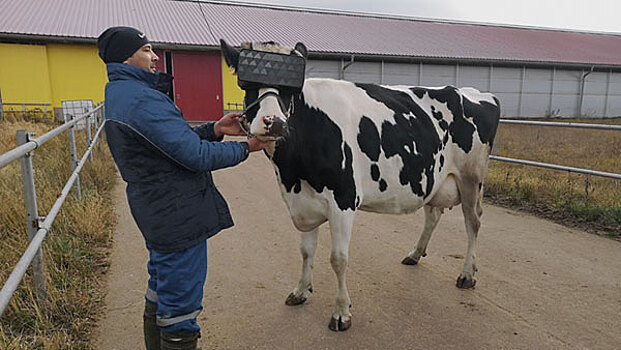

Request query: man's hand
[
  {"left": 214, "top": 112, "right": 247, "bottom": 138},
  {"left": 246, "top": 137, "right": 272, "bottom": 152}
]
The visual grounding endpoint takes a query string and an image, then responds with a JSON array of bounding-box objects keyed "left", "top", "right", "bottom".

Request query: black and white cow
[{"left": 221, "top": 40, "right": 501, "bottom": 332}]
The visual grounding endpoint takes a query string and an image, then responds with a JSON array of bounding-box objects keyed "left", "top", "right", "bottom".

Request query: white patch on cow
[
  {"left": 341, "top": 141, "right": 347, "bottom": 170},
  {"left": 251, "top": 87, "right": 288, "bottom": 138},
  {"left": 460, "top": 87, "right": 496, "bottom": 105},
  {"left": 276, "top": 175, "right": 334, "bottom": 232}
]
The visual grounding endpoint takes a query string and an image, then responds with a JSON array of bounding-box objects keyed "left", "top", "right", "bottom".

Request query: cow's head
[{"left": 220, "top": 39, "right": 308, "bottom": 141}]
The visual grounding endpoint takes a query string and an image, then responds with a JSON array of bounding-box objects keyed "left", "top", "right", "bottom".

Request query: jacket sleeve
[
  {"left": 192, "top": 122, "right": 224, "bottom": 141},
  {"left": 129, "top": 92, "right": 249, "bottom": 172}
]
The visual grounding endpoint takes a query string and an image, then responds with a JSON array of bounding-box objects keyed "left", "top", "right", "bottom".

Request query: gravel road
[{"left": 95, "top": 152, "right": 621, "bottom": 350}]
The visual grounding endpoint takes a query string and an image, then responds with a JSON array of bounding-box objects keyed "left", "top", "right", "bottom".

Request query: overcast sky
[{"left": 225, "top": 0, "right": 621, "bottom": 33}]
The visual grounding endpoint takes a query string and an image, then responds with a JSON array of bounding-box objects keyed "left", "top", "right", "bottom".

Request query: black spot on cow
[
  {"left": 356, "top": 83, "right": 442, "bottom": 199},
  {"left": 379, "top": 179, "right": 387, "bottom": 192},
  {"left": 272, "top": 94, "right": 357, "bottom": 211},
  {"left": 430, "top": 106, "right": 449, "bottom": 131},
  {"left": 426, "top": 87, "right": 475, "bottom": 153},
  {"left": 410, "top": 87, "right": 426, "bottom": 99},
  {"left": 293, "top": 181, "right": 301, "bottom": 194},
  {"left": 463, "top": 96, "right": 501, "bottom": 150},
  {"left": 358, "top": 116, "right": 381, "bottom": 162},
  {"left": 370, "top": 164, "right": 380, "bottom": 181},
  {"left": 440, "top": 154, "right": 445, "bottom": 171}
]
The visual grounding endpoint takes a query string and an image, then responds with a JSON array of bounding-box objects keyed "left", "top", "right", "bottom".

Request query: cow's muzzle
[{"left": 263, "top": 116, "right": 288, "bottom": 138}]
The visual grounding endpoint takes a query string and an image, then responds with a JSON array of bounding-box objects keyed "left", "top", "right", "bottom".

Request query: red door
[{"left": 172, "top": 52, "right": 222, "bottom": 121}]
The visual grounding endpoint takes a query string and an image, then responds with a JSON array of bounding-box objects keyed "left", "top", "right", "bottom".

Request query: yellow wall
[
  {"left": 0, "top": 42, "right": 106, "bottom": 116},
  {"left": 0, "top": 43, "right": 53, "bottom": 104},
  {"left": 221, "top": 56, "right": 245, "bottom": 111},
  {"left": 46, "top": 44, "right": 107, "bottom": 108}
]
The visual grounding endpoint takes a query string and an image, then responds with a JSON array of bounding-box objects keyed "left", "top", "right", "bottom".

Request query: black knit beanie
[{"left": 97, "top": 26, "right": 150, "bottom": 63}]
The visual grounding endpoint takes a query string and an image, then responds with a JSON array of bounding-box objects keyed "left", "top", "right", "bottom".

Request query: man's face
[{"left": 124, "top": 44, "right": 158, "bottom": 73}]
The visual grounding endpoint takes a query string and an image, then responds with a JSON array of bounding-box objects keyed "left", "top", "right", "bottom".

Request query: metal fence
[
  {"left": 0, "top": 102, "right": 54, "bottom": 122},
  {"left": 491, "top": 119, "right": 621, "bottom": 180},
  {"left": 0, "top": 103, "right": 105, "bottom": 317}
]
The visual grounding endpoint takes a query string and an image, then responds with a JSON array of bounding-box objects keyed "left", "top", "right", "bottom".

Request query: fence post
[
  {"left": 16, "top": 130, "right": 48, "bottom": 309},
  {"left": 97, "top": 106, "right": 104, "bottom": 151},
  {"left": 86, "top": 114, "right": 93, "bottom": 162},
  {"left": 67, "top": 115, "right": 82, "bottom": 200}
]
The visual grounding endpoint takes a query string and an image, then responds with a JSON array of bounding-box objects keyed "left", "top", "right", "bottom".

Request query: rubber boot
[
  {"left": 160, "top": 331, "right": 200, "bottom": 350},
  {"left": 143, "top": 302, "right": 160, "bottom": 350}
]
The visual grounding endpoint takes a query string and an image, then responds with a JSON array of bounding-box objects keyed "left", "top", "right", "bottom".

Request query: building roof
[{"left": 1, "top": 0, "right": 621, "bottom": 67}]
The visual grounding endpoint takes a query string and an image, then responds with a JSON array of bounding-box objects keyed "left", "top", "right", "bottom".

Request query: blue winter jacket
[{"left": 104, "top": 63, "right": 249, "bottom": 252}]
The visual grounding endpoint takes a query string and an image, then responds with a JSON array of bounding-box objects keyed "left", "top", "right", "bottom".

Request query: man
[{"left": 97, "top": 26, "right": 269, "bottom": 350}]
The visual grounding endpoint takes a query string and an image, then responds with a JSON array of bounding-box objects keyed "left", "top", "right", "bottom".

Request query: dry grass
[
  {"left": 0, "top": 119, "right": 117, "bottom": 349},
  {"left": 486, "top": 118, "right": 621, "bottom": 236}
]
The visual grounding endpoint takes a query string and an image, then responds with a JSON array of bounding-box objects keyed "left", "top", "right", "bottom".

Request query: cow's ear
[
  {"left": 294, "top": 42, "right": 308, "bottom": 59},
  {"left": 220, "top": 39, "right": 240, "bottom": 71}
]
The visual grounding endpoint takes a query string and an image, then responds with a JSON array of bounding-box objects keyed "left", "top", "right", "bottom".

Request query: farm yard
[
  {"left": 95, "top": 140, "right": 621, "bottom": 350},
  {"left": 2, "top": 116, "right": 619, "bottom": 349},
  {"left": 1, "top": 1, "right": 621, "bottom": 348}
]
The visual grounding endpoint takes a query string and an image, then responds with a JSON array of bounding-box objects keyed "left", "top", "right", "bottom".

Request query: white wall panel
[
  {"left": 421, "top": 64, "right": 455, "bottom": 86},
  {"left": 383, "top": 62, "right": 420, "bottom": 85},
  {"left": 524, "top": 68, "right": 552, "bottom": 93},
  {"left": 458, "top": 65, "right": 490, "bottom": 91},
  {"left": 302, "top": 57, "right": 620, "bottom": 117},
  {"left": 582, "top": 95, "right": 606, "bottom": 117},
  {"left": 306, "top": 59, "right": 340, "bottom": 79},
  {"left": 522, "top": 93, "right": 550, "bottom": 117},
  {"left": 492, "top": 67, "right": 521, "bottom": 93},
  {"left": 344, "top": 61, "right": 381, "bottom": 84}
]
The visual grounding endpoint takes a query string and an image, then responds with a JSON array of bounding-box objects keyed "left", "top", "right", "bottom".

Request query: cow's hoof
[
  {"left": 456, "top": 276, "right": 476, "bottom": 289},
  {"left": 401, "top": 256, "right": 418, "bottom": 265},
  {"left": 285, "top": 293, "right": 307, "bottom": 306},
  {"left": 328, "top": 316, "right": 351, "bottom": 332}
]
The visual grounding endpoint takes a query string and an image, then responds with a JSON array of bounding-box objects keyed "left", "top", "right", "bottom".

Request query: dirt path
[{"left": 94, "top": 153, "right": 621, "bottom": 350}]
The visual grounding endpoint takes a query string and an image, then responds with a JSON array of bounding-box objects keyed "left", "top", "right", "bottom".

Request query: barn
[{"left": 1, "top": 0, "right": 620, "bottom": 121}]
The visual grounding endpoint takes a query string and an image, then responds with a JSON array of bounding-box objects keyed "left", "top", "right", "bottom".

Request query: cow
[{"left": 220, "top": 39, "right": 501, "bottom": 332}]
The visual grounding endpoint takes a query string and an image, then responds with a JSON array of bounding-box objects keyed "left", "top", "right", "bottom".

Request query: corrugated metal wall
[{"left": 306, "top": 59, "right": 621, "bottom": 118}]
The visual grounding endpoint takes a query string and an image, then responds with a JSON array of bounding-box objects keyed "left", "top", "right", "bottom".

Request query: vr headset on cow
[
  {"left": 220, "top": 39, "right": 307, "bottom": 137},
  {"left": 236, "top": 48, "right": 306, "bottom": 93}
]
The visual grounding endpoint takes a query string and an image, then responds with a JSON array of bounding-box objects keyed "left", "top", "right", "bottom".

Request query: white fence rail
[
  {"left": 0, "top": 103, "right": 105, "bottom": 317},
  {"left": 492, "top": 119, "right": 621, "bottom": 180}
]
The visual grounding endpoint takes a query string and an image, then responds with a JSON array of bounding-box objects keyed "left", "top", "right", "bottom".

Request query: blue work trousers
[{"left": 145, "top": 240, "right": 207, "bottom": 333}]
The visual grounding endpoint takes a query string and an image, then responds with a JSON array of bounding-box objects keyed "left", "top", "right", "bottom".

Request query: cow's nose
[{"left": 263, "top": 116, "right": 287, "bottom": 137}]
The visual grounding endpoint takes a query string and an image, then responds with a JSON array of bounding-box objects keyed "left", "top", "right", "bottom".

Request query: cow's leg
[
  {"left": 328, "top": 212, "right": 355, "bottom": 332},
  {"left": 456, "top": 181, "right": 482, "bottom": 289},
  {"left": 286, "top": 227, "right": 319, "bottom": 305},
  {"left": 402, "top": 205, "right": 442, "bottom": 265}
]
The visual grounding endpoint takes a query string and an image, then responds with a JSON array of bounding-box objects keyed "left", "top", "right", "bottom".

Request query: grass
[
  {"left": 485, "top": 118, "right": 621, "bottom": 237},
  {"left": 0, "top": 118, "right": 117, "bottom": 349}
]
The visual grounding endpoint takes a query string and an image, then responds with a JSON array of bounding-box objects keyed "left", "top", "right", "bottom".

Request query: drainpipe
[
  {"left": 578, "top": 66, "right": 594, "bottom": 117},
  {"left": 340, "top": 55, "right": 355, "bottom": 80}
]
